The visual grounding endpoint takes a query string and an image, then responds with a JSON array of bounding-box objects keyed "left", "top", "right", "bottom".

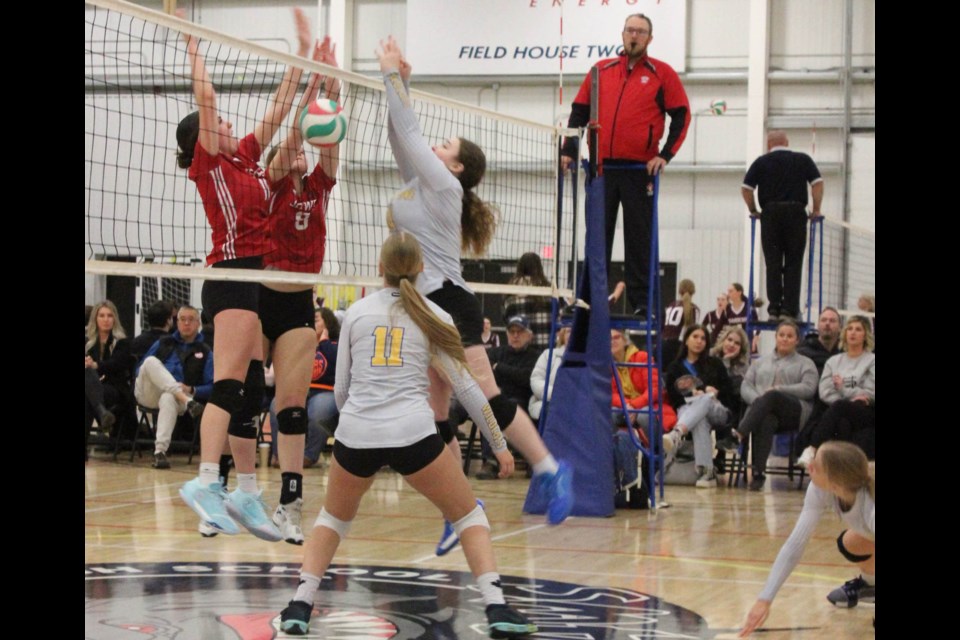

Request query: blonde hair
[
  {"left": 710, "top": 325, "right": 749, "bottom": 367},
  {"left": 85, "top": 300, "right": 127, "bottom": 353},
  {"left": 840, "top": 316, "right": 875, "bottom": 353},
  {"left": 381, "top": 233, "right": 467, "bottom": 367},
  {"left": 818, "top": 441, "right": 875, "bottom": 501}
]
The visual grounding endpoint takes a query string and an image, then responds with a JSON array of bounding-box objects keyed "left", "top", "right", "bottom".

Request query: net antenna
[{"left": 86, "top": 0, "right": 576, "bottom": 303}]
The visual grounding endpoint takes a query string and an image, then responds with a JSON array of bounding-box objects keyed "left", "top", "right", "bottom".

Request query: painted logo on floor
[{"left": 85, "top": 563, "right": 712, "bottom": 639}]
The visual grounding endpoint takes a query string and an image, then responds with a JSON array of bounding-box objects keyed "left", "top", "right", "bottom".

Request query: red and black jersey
[
  {"left": 662, "top": 300, "right": 701, "bottom": 341},
  {"left": 264, "top": 165, "right": 335, "bottom": 274},
  {"left": 564, "top": 54, "right": 690, "bottom": 166},
  {"left": 189, "top": 134, "right": 273, "bottom": 265}
]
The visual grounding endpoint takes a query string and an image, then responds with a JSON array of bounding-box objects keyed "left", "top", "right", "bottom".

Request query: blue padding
[{"left": 524, "top": 173, "right": 615, "bottom": 518}]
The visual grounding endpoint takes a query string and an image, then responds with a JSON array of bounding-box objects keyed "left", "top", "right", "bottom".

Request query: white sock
[
  {"left": 237, "top": 473, "right": 258, "bottom": 494},
  {"left": 476, "top": 571, "right": 505, "bottom": 606},
  {"left": 532, "top": 454, "right": 559, "bottom": 477},
  {"left": 294, "top": 572, "right": 321, "bottom": 604},
  {"left": 861, "top": 573, "right": 875, "bottom": 586},
  {"left": 199, "top": 463, "right": 220, "bottom": 486}
]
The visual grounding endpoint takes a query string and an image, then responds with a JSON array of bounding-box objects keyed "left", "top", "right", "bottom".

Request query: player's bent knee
[
  {"left": 836, "top": 529, "right": 873, "bottom": 563},
  {"left": 314, "top": 507, "right": 352, "bottom": 539},
  {"left": 452, "top": 504, "right": 489, "bottom": 537}
]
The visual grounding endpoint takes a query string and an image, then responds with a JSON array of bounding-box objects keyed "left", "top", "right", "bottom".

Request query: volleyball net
[
  {"left": 85, "top": 0, "right": 577, "bottom": 311},
  {"left": 806, "top": 217, "right": 875, "bottom": 320}
]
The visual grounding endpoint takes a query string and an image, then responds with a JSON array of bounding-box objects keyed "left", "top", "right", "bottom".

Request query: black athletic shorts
[
  {"left": 201, "top": 256, "right": 264, "bottom": 319},
  {"left": 426, "top": 280, "right": 484, "bottom": 347},
  {"left": 259, "top": 286, "right": 314, "bottom": 342},
  {"left": 333, "top": 433, "right": 445, "bottom": 478}
]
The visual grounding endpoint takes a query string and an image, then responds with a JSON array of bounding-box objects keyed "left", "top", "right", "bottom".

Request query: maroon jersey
[
  {"left": 264, "top": 166, "right": 335, "bottom": 273},
  {"left": 725, "top": 302, "right": 758, "bottom": 329},
  {"left": 662, "top": 300, "right": 701, "bottom": 341},
  {"left": 189, "top": 134, "right": 273, "bottom": 265},
  {"left": 703, "top": 309, "right": 727, "bottom": 344}
]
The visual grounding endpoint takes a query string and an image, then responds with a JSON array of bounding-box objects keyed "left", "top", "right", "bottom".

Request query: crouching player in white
[{"left": 279, "top": 233, "right": 534, "bottom": 638}]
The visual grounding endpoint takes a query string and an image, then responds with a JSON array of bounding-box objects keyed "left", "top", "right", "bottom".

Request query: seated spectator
[
  {"left": 134, "top": 305, "right": 211, "bottom": 469},
  {"left": 734, "top": 320, "right": 818, "bottom": 491},
  {"left": 477, "top": 315, "right": 542, "bottom": 478},
  {"left": 710, "top": 325, "right": 751, "bottom": 437},
  {"left": 662, "top": 326, "right": 735, "bottom": 488},
  {"left": 798, "top": 307, "right": 842, "bottom": 376},
  {"left": 611, "top": 328, "right": 677, "bottom": 434},
  {"left": 85, "top": 300, "right": 136, "bottom": 459},
  {"left": 293, "top": 308, "right": 340, "bottom": 468},
  {"left": 858, "top": 292, "right": 876, "bottom": 337},
  {"left": 661, "top": 279, "right": 699, "bottom": 365},
  {"left": 480, "top": 316, "right": 500, "bottom": 350},
  {"left": 702, "top": 292, "right": 728, "bottom": 346},
  {"left": 797, "top": 317, "right": 875, "bottom": 466},
  {"left": 503, "top": 252, "right": 555, "bottom": 350},
  {"left": 131, "top": 300, "right": 176, "bottom": 363},
  {"left": 529, "top": 326, "right": 570, "bottom": 422}
]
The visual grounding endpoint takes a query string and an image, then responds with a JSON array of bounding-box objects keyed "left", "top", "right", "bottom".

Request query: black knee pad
[
  {"left": 436, "top": 420, "right": 456, "bottom": 444},
  {"left": 242, "top": 360, "right": 266, "bottom": 416},
  {"left": 488, "top": 394, "right": 517, "bottom": 431},
  {"left": 836, "top": 530, "right": 873, "bottom": 564},
  {"left": 209, "top": 379, "right": 245, "bottom": 415},
  {"left": 278, "top": 406, "right": 308, "bottom": 435}
]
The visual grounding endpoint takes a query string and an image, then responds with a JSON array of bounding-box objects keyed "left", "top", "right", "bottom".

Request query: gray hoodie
[{"left": 741, "top": 350, "right": 819, "bottom": 426}]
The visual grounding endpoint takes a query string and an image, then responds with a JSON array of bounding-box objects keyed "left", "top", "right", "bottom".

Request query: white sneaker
[
  {"left": 797, "top": 446, "right": 816, "bottom": 469},
  {"left": 695, "top": 468, "right": 717, "bottom": 488},
  {"left": 273, "top": 498, "right": 305, "bottom": 545},
  {"left": 662, "top": 429, "right": 683, "bottom": 454},
  {"left": 198, "top": 520, "right": 219, "bottom": 537}
]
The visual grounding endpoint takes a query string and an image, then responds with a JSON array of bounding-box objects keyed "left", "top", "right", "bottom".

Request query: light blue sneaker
[
  {"left": 180, "top": 478, "right": 240, "bottom": 535},
  {"left": 544, "top": 461, "right": 573, "bottom": 525},
  {"left": 436, "top": 499, "right": 484, "bottom": 556},
  {"left": 224, "top": 489, "right": 283, "bottom": 542}
]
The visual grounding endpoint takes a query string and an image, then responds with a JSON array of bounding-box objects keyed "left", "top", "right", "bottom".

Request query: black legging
[
  {"left": 736, "top": 390, "right": 802, "bottom": 476},
  {"left": 806, "top": 399, "right": 875, "bottom": 459}
]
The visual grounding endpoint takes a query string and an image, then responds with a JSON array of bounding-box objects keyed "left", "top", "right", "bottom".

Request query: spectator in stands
[
  {"left": 858, "top": 293, "right": 875, "bottom": 336},
  {"left": 477, "top": 315, "right": 543, "bottom": 478},
  {"left": 503, "top": 252, "right": 554, "bottom": 350},
  {"left": 131, "top": 300, "right": 176, "bottom": 363},
  {"left": 274, "top": 307, "right": 340, "bottom": 469},
  {"left": 529, "top": 326, "right": 570, "bottom": 422},
  {"left": 702, "top": 292, "right": 728, "bottom": 345},
  {"left": 798, "top": 307, "right": 842, "bottom": 375},
  {"left": 734, "top": 320, "right": 818, "bottom": 491},
  {"left": 661, "top": 279, "right": 699, "bottom": 365},
  {"left": 611, "top": 328, "right": 677, "bottom": 433},
  {"left": 725, "top": 282, "right": 760, "bottom": 351},
  {"left": 662, "top": 326, "right": 735, "bottom": 488},
  {"left": 84, "top": 300, "right": 136, "bottom": 459},
  {"left": 480, "top": 317, "right": 500, "bottom": 350},
  {"left": 711, "top": 325, "right": 751, "bottom": 434},
  {"left": 135, "top": 305, "right": 212, "bottom": 469},
  {"left": 797, "top": 317, "right": 875, "bottom": 466}
]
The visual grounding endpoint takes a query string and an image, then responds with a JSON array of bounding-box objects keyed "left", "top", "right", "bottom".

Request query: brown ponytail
[
  {"left": 456, "top": 138, "right": 498, "bottom": 256},
  {"left": 678, "top": 278, "right": 696, "bottom": 328},
  {"left": 381, "top": 233, "right": 468, "bottom": 367}
]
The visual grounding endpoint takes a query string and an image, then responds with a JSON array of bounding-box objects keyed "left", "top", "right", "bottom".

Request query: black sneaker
[
  {"left": 633, "top": 306, "right": 649, "bottom": 319},
  {"left": 152, "top": 451, "right": 171, "bottom": 470},
  {"left": 486, "top": 604, "right": 537, "bottom": 638},
  {"left": 98, "top": 407, "right": 116, "bottom": 434},
  {"left": 748, "top": 474, "right": 765, "bottom": 491},
  {"left": 826, "top": 576, "right": 875, "bottom": 608},
  {"left": 280, "top": 600, "right": 313, "bottom": 635},
  {"left": 186, "top": 400, "right": 205, "bottom": 419}
]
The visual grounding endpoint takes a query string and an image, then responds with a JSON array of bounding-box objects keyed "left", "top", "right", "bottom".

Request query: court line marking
[
  {"left": 85, "top": 481, "right": 183, "bottom": 499},
  {"left": 409, "top": 523, "right": 550, "bottom": 564}
]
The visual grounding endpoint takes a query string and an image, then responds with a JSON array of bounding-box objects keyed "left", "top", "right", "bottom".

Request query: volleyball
[
  {"left": 709, "top": 99, "right": 727, "bottom": 115},
  {"left": 299, "top": 98, "right": 347, "bottom": 147}
]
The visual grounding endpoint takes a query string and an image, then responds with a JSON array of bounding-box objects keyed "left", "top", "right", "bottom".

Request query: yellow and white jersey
[{"left": 335, "top": 287, "right": 505, "bottom": 452}]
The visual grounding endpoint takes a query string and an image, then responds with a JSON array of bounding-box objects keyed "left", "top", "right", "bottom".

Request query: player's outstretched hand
[
  {"left": 494, "top": 448, "right": 515, "bottom": 479},
  {"left": 739, "top": 599, "right": 771, "bottom": 637}
]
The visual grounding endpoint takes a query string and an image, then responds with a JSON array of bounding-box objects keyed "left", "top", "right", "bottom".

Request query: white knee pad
[
  {"left": 313, "top": 507, "right": 352, "bottom": 540},
  {"left": 452, "top": 504, "right": 489, "bottom": 537}
]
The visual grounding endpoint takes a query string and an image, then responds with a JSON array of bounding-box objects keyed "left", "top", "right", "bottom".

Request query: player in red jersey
[
  {"left": 259, "top": 37, "right": 342, "bottom": 544},
  {"left": 175, "top": 9, "right": 312, "bottom": 540}
]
